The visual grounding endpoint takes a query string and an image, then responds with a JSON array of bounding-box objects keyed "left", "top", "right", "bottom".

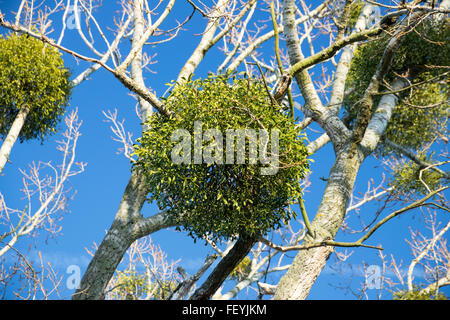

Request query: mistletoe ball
[
  {"left": 133, "top": 74, "right": 310, "bottom": 242},
  {"left": 0, "top": 33, "right": 71, "bottom": 142}
]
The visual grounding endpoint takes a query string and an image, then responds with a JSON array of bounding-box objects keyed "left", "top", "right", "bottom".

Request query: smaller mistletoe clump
[
  {"left": 110, "top": 270, "right": 178, "bottom": 300},
  {"left": 229, "top": 256, "right": 252, "bottom": 282},
  {"left": 344, "top": 18, "right": 449, "bottom": 155},
  {"left": 389, "top": 153, "right": 444, "bottom": 196},
  {"left": 0, "top": 33, "right": 72, "bottom": 142},
  {"left": 133, "top": 73, "right": 310, "bottom": 242},
  {"left": 393, "top": 285, "right": 447, "bottom": 300}
]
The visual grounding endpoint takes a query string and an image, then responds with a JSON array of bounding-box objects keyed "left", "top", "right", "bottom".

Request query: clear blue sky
[{"left": 0, "top": 0, "right": 448, "bottom": 300}]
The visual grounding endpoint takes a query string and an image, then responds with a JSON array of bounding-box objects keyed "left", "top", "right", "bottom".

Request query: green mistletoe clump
[
  {"left": 344, "top": 19, "right": 449, "bottom": 155},
  {"left": 0, "top": 33, "right": 72, "bottom": 142},
  {"left": 133, "top": 73, "right": 310, "bottom": 242}
]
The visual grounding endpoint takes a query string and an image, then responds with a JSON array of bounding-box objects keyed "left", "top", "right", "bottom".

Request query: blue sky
[{"left": 0, "top": 0, "right": 448, "bottom": 300}]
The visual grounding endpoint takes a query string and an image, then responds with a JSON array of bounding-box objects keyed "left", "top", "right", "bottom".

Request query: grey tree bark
[
  {"left": 274, "top": 0, "right": 424, "bottom": 299},
  {"left": 190, "top": 236, "right": 256, "bottom": 300},
  {"left": 0, "top": 105, "right": 30, "bottom": 174},
  {"left": 73, "top": 171, "right": 173, "bottom": 299}
]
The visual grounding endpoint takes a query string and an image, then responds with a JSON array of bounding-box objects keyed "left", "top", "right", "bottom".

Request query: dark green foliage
[
  {"left": 133, "top": 73, "right": 310, "bottom": 242},
  {"left": 0, "top": 33, "right": 71, "bottom": 142},
  {"left": 344, "top": 19, "right": 449, "bottom": 155}
]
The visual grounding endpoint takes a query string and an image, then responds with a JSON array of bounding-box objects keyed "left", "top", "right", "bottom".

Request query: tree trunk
[
  {"left": 274, "top": 145, "right": 364, "bottom": 299},
  {"left": 0, "top": 105, "right": 30, "bottom": 174},
  {"left": 190, "top": 235, "right": 256, "bottom": 300},
  {"left": 274, "top": 0, "right": 416, "bottom": 299},
  {"left": 73, "top": 170, "right": 149, "bottom": 299}
]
